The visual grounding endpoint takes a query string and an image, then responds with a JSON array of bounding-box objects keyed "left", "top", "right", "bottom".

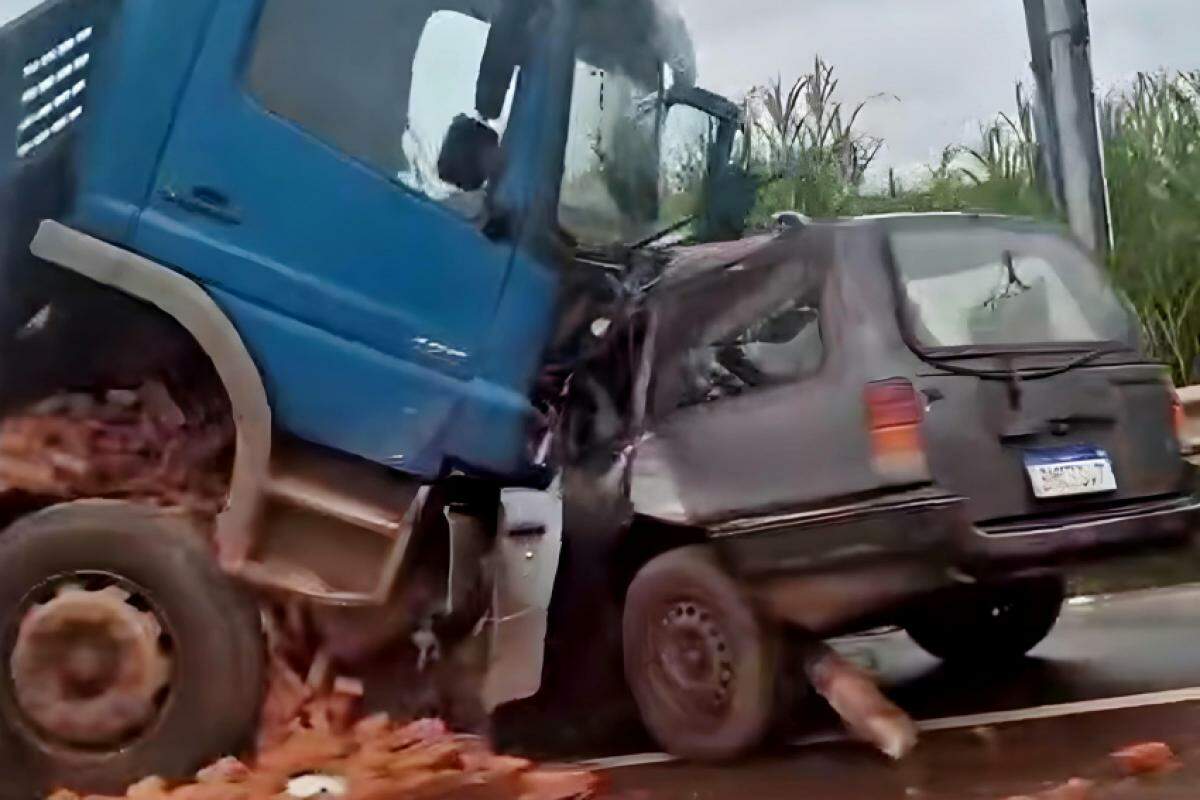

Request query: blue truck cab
[
  {"left": 0, "top": 0, "right": 740, "bottom": 792},
  {"left": 10, "top": 0, "right": 572, "bottom": 479}
]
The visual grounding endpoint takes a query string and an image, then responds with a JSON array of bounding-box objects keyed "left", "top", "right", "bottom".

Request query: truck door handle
[{"left": 160, "top": 186, "right": 241, "bottom": 225}]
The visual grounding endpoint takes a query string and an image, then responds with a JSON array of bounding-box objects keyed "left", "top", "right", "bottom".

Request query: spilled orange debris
[
  {"left": 1000, "top": 777, "right": 1093, "bottom": 800},
  {"left": 1109, "top": 741, "right": 1179, "bottom": 776},
  {"left": 0, "top": 380, "right": 233, "bottom": 514},
  {"left": 47, "top": 716, "right": 600, "bottom": 800},
  {"left": 801, "top": 641, "right": 918, "bottom": 760}
]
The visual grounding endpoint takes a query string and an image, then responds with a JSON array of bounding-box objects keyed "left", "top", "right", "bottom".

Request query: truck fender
[
  {"left": 29, "top": 220, "right": 271, "bottom": 564},
  {"left": 482, "top": 478, "right": 564, "bottom": 711}
]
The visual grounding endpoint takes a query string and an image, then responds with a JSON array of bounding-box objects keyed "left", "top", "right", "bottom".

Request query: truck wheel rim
[
  {"left": 9, "top": 575, "right": 173, "bottom": 748},
  {"left": 651, "top": 599, "right": 734, "bottom": 722}
]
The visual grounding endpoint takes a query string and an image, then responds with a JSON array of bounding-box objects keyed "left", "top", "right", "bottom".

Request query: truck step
[
  {"left": 265, "top": 438, "right": 420, "bottom": 539},
  {"left": 233, "top": 437, "right": 425, "bottom": 605}
]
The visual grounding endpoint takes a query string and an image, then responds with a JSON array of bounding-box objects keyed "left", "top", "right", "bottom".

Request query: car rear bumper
[
  {"left": 716, "top": 488, "right": 1200, "bottom": 578},
  {"left": 960, "top": 494, "right": 1200, "bottom": 570}
]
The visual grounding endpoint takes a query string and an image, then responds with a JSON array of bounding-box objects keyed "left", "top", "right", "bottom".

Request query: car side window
[
  {"left": 678, "top": 297, "right": 825, "bottom": 407},
  {"left": 245, "top": 1, "right": 512, "bottom": 219}
]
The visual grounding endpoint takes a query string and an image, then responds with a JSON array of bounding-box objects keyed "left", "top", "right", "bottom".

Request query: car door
[
  {"left": 132, "top": 0, "right": 519, "bottom": 474},
  {"left": 629, "top": 230, "right": 888, "bottom": 524}
]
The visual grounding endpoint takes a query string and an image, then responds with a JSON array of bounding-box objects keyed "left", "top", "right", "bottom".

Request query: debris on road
[
  {"left": 801, "top": 640, "right": 918, "bottom": 760},
  {"left": 285, "top": 773, "right": 348, "bottom": 799},
  {"left": 971, "top": 725, "right": 1000, "bottom": 747},
  {"left": 1109, "top": 741, "right": 1179, "bottom": 776},
  {"left": 1000, "top": 777, "right": 1093, "bottom": 800},
  {"left": 47, "top": 716, "right": 601, "bottom": 800},
  {"left": 1041, "top": 778, "right": 1094, "bottom": 800}
]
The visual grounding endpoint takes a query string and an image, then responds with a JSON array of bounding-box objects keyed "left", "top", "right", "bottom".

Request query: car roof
[{"left": 806, "top": 211, "right": 1067, "bottom": 237}]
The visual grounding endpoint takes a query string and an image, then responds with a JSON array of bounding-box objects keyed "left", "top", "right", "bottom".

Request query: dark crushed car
[{"left": 554, "top": 212, "right": 1200, "bottom": 760}]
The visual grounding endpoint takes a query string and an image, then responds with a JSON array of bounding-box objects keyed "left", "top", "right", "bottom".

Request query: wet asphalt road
[
  {"left": 604, "top": 584, "right": 1200, "bottom": 799},
  {"left": 607, "top": 701, "right": 1200, "bottom": 799},
  {"left": 846, "top": 585, "right": 1200, "bottom": 719}
]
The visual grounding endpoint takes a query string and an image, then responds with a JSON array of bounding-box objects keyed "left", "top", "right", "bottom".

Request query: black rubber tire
[
  {"left": 904, "top": 576, "right": 1066, "bottom": 664},
  {"left": 0, "top": 502, "right": 265, "bottom": 798},
  {"left": 623, "top": 545, "right": 778, "bottom": 761}
]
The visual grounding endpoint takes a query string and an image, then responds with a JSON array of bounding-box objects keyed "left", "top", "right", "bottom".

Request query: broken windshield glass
[{"left": 557, "top": 1, "right": 740, "bottom": 248}]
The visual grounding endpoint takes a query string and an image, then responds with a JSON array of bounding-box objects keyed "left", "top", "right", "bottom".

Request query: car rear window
[{"left": 889, "top": 222, "right": 1137, "bottom": 349}]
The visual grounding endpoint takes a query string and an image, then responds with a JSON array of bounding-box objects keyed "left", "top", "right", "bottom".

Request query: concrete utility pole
[{"left": 1023, "top": 0, "right": 1112, "bottom": 256}]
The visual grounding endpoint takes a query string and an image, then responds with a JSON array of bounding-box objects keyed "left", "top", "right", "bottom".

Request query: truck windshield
[
  {"left": 890, "top": 221, "right": 1138, "bottom": 350},
  {"left": 559, "top": 64, "right": 715, "bottom": 248}
]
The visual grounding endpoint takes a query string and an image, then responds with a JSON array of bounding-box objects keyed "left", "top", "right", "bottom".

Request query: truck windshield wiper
[{"left": 629, "top": 215, "right": 697, "bottom": 251}]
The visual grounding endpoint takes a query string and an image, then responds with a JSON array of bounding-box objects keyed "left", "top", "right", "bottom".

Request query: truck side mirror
[
  {"left": 663, "top": 85, "right": 742, "bottom": 126},
  {"left": 438, "top": 115, "right": 501, "bottom": 192}
]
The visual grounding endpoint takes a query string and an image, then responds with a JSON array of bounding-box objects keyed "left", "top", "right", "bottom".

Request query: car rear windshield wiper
[
  {"left": 922, "top": 341, "right": 1128, "bottom": 361},
  {"left": 915, "top": 342, "right": 1130, "bottom": 381}
]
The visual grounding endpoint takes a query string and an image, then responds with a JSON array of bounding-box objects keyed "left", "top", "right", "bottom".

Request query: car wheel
[
  {"left": 623, "top": 545, "right": 778, "bottom": 761},
  {"left": 904, "top": 575, "right": 1065, "bottom": 664},
  {"left": 0, "top": 501, "right": 265, "bottom": 797}
]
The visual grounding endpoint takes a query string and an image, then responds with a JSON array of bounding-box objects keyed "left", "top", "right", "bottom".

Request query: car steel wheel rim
[
  {"left": 8, "top": 574, "right": 173, "bottom": 749},
  {"left": 650, "top": 599, "right": 734, "bottom": 722}
]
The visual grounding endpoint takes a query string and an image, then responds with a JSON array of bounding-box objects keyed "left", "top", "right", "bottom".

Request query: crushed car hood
[{"left": 657, "top": 233, "right": 781, "bottom": 287}]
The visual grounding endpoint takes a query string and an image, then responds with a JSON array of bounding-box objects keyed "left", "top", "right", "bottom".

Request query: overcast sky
[
  {"left": 3, "top": 0, "right": 1196, "bottom": 176},
  {"left": 675, "top": 0, "right": 1198, "bottom": 178},
  {"left": 0, "top": 0, "right": 35, "bottom": 25}
]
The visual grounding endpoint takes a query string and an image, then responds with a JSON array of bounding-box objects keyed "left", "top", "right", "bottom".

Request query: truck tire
[
  {"left": 623, "top": 545, "right": 778, "bottom": 761},
  {"left": 0, "top": 502, "right": 265, "bottom": 797},
  {"left": 904, "top": 576, "right": 1065, "bottom": 664}
]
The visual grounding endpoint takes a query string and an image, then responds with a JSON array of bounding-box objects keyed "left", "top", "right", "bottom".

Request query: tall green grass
[
  {"left": 1101, "top": 71, "right": 1200, "bottom": 383},
  {"left": 739, "top": 57, "right": 883, "bottom": 222}
]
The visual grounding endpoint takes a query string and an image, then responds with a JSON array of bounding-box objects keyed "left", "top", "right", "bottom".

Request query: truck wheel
[
  {"left": 0, "top": 502, "right": 265, "bottom": 796},
  {"left": 904, "top": 576, "right": 1065, "bottom": 664},
  {"left": 623, "top": 545, "right": 778, "bottom": 761}
]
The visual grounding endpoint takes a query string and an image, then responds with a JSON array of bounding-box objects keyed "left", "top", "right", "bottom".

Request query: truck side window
[
  {"left": 246, "top": 2, "right": 513, "bottom": 218},
  {"left": 404, "top": 11, "right": 514, "bottom": 209},
  {"left": 679, "top": 298, "right": 825, "bottom": 407}
]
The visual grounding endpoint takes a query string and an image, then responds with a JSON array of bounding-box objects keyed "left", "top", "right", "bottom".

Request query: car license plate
[{"left": 1023, "top": 446, "right": 1117, "bottom": 499}]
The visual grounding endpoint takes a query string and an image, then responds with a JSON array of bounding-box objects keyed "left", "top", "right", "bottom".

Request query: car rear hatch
[
  {"left": 917, "top": 362, "right": 1186, "bottom": 525},
  {"left": 886, "top": 216, "right": 1190, "bottom": 526}
]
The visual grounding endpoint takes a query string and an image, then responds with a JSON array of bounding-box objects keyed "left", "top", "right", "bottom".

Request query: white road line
[
  {"left": 909, "top": 685, "right": 1200, "bottom": 732},
  {"left": 581, "top": 752, "right": 681, "bottom": 771},
  {"left": 583, "top": 685, "right": 1200, "bottom": 771}
]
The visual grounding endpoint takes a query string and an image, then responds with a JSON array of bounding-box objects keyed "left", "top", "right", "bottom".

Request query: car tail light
[
  {"left": 865, "top": 378, "right": 928, "bottom": 480},
  {"left": 1171, "top": 388, "right": 1188, "bottom": 450}
]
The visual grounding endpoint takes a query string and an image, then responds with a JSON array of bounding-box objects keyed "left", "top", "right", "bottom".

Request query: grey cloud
[
  {"left": 678, "top": 0, "right": 1198, "bottom": 173},
  {"left": 0, "top": 0, "right": 39, "bottom": 26},
  {"left": 1, "top": 0, "right": 1195, "bottom": 174}
]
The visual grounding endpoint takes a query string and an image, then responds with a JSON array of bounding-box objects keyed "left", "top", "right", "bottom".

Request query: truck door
[{"left": 133, "top": 0, "right": 522, "bottom": 474}]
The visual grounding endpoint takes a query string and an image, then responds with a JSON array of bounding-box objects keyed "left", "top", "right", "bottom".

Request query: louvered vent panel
[{"left": 14, "top": 24, "right": 91, "bottom": 159}]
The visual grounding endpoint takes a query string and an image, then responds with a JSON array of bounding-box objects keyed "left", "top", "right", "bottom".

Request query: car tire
[
  {"left": 623, "top": 545, "right": 778, "bottom": 761},
  {"left": 0, "top": 501, "right": 265, "bottom": 798},
  {"left": 904, "top": 576, "right": 1065, "bottom": 664}
]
